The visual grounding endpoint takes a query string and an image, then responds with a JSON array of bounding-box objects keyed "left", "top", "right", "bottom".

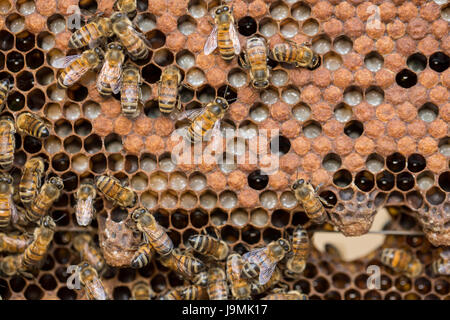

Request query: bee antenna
[
  {"left": 223, "top": 85, "right": 229, "bottom": 98},
  {"left": 53, "top": 214, "right": 67, "bottom": 223}
]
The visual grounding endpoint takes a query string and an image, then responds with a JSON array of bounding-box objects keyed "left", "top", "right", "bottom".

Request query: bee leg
[
  {"left": 176, "top": 97, "right": 182, "bottom": 111},
  {"left": 319, "top": 196, "right": 333, "bottom": 208},
  {"left": 181, "top": 83, "right": 195, "bottom": 91},
  {"left": 239, "top": 53, "right": 250, "bottom": 69},
  {"left": 19, "top": 268, "right": 35, "bottom": 280}
]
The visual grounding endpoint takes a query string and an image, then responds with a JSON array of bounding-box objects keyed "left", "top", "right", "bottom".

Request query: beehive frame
[{"left": 0, "top": 0, "right": 448, "bottom": 300}]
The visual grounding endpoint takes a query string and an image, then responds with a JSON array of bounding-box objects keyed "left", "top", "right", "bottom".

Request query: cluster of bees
[
  {"left": 63, "top": 208, "right": 450, "bottom": 300},
  {"left": 0, "top": 0, "right": 448, "bottom": 300},
  {"left": 54, "top": 1, "right": 322, "bottom": 144}
]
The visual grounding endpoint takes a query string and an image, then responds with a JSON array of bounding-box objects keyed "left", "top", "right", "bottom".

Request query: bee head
[
  {"left": 108, "top": 42, "right": 123, "bottom": 52},
  {"left": 215, "top": 97, "right": 229, "bottom": 110},
  {"left": 0, "top": 174, "right": 12, "bottom": 185},
  {"left": 131, "top": 208, "right": 147, "bottom": 222},
  {"left": 277, "top": 238, "right": 291, "bottom": 252},
  {"left": 94, "top": 47, "right": 105, "bottom": 61},
  {"left": 110, "top": 12, "right": 126, "bottom": 24},
  {"left": 215, "top": 5, "right": 231, "bottom": 22},
  {"left": 41, "top": 216, "right": 56, "bottom": 230},
  {"left": 252, "top": 79, "right": 269, "bottom": 89},
  {"left": 0, "top": 175, "right": 11, "bottom": 193},
  {"left": 80, "top": 262, "right": 94, "bottom": 277},
  {"left": 308, "top": 54, "right": 321, "bottom": 70},
  {"left": 0, "top": 78, "right": 10, "bottom": 90},
  {"left": 49, "top": 177, "right": 64, "bottom": 190},
  {"left": 291, "top": 179, "right": 305, "bottom": 190}
]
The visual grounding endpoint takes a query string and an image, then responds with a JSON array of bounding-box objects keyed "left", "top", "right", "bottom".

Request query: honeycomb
[{"left": 0, "top": 0, "right": 449, "bottom": 300}]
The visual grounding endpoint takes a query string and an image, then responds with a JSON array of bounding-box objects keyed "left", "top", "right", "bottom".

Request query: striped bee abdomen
[
  {"left": 0, "top": 191, "right": 11, "bottom": 228},
  {"left": 218, "top": 24, "right": 234, "bottom": 60},
  {"left": 131, "top": 244, "right": 153, "bottom": 269},
  {"left": 0, "top": 121, "right": 14, "bottom": 168},
  {"left": 158, "top": 82, "right": 178, "bottom": 114}
]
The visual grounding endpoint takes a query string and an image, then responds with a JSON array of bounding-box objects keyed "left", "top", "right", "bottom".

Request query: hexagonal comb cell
[{"left": 0, "top": 0, "right": 447, "bottom": 302}]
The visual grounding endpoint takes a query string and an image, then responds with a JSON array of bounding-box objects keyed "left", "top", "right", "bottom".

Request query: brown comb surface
[{"left": 0, "top": 0, "right": 448, "bottom": 300}]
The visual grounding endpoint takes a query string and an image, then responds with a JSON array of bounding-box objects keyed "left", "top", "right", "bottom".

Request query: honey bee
[
  {"left": 381, "top": 248, "right": 423, "bottom": 277},
  {"left": 95, "top": 175, "right": 137, "bottom": 208},
  {"left": 261, "top": 288, "right": 308, "bottom": 300},
  {"left": 121, "top": 64, "right": 141, "bottom": 118},
  {"left": 0, "top": 173, "right": 15, "bottom": 229},
  {"left": 0, "top": 78, "right": 11, "bottom": 111},
  {"left": 158, "top": 65, "right": 182, "bottom": 115},
  {"left": 286, "top": 225, "right": 309, "bottom": 274},
  {"left": 160, "top": 287, "right": 183, "bottom": 300},
  {"left": 270, "top": 41, "right": 321, "bottom": 70},
  {"left": 180, "top": 285, "right": 208, "bottom": 300},
  {"left": 0, "top": 232, "right": 32, "bottom": 253},
  {"left": 97, "top": 42, "right": 125, "bottom": 96},
  {"left": 131, "top": 281, "right": 155, "bottom": 300},
  {"left": 114, "top": 0, "right": 137, "bottom": 13},
  {"left": 131, "top": 207, "right": 173, "bottom": 255},
  {"left": 204, "top": 4, "right": 240, "bottom": 61},
  {"left": 250, "top": 267, "right": 282, "bottom": 295},
  {"left": 69, "top": 16, "right": 113, "bottom": 49},
  {"left": 111, "top": 13, "right": 149, "bottom": 60},
  {"left": 0, "top": 254, "right": 22, "bottom": 277},
  {"left": 431, "top": 257, "right": 450, "bottom": 276},
  {"left": 240, "top": 36, "right": 270, "bottom": 89},
  {"left": 21, "top": 216, "right": 55, "bottom": 275},
  {"left": 292, "top": 179, "right": 329, "bottom": 224},
  {"left": 193, "top": 271, "right": 209, "bottom": 287},
  {"left": 78, "top": 262, "right": 110, "bottom": 300},
  {"left": 16, "top": 112, "right": 50, "bottom": 139},
  {"left": 73, "top": 234, "right": 106, "bottom": 273},
  {"left": 180, "top": 96, "right": 230, "bottom": 143},
  {"left": 188, "top": 232, "right": 229, "bottom": 261},
  {"left": 0, "top": 117, "right": 15, "bottom": 169},
  {"left": 55, "top": 47, "right": 105, "bottom": 89},
  {"left": 207, "top": 267, "right": 229, "bottom": 300},
  {"left": 159, "top": 248, "right": 206, "bottom": 279},
  {"left": 242, "top": 238, "right": 291, "bottom": 285},
  {"left": 19, "top": 157, "right": 45, "bottom": 207},
  {"left": 432, "top": 248, "right": 450, "bottom": 276},
  {"left": 130, "top": 243, "right": 154, "bottom": 269},
  {"left": 27, "top": 177, "right": 63, "bottom": 223},
  {"left": 226, "top": 253, "right": 251, "bottom": 300},
  {"left": 75, "top": 181, "right": 97, "bottom": 227}
]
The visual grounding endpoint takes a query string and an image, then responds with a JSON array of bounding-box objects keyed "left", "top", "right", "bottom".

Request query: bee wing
[
  {"left": 129, "top": 24, "right": 152, "bottom": 49},
  {"left": 52, "top": 55, "right": 81, "bottom": 69},
  {"left": 229, "top": 23, "right": 241, "bottom": 55},
  {"left": 112, "top": 62, "right": 123, "bottom": 95},
  {"left": 177, "top": 108, "right": 206, "bottom": 122},
  {"left": 242, "top": 247, "right": 265, "bottom": 264},
  {"left": 203, "top": 25, "right": 218, "bottom": 55},
  {"left": 88, "top": 278, "right": 109, "bottom": 300},
  {"left": 9, "top": 195, "right": 18, "bottom": 225},
  {"left": 440, "top": 248, "right": 450, "bottom": 260},
  {"left": 230, "top": 255, "right": 242, "bottom": 276},
  {"left": 111, "top": 77, "right": 122, "bottom": 95},
  {"left": 258, "top": 262, "right": 277, "bottom": 285},
  {"left": 75, "top": 195, "right": 94, "bottom": 226}
]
